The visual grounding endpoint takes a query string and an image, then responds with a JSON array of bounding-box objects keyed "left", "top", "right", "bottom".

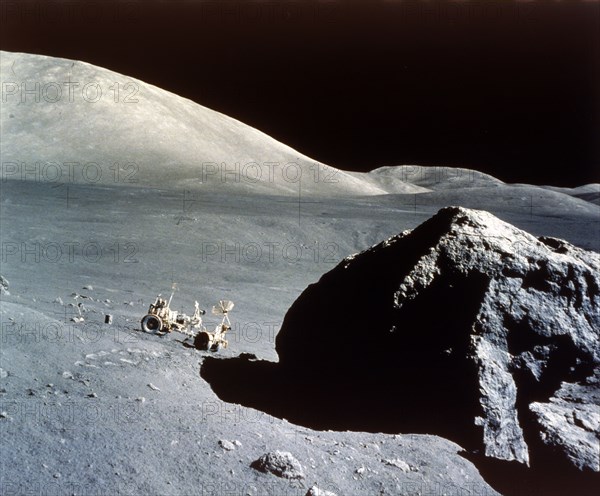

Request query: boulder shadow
[{"left": 201, "top": 353, "right": 598, "bottom": 496}]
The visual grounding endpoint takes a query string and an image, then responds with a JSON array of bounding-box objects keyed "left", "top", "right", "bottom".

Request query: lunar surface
[{"left": 1, "top": 51, "right": 598, "bottom": 496}]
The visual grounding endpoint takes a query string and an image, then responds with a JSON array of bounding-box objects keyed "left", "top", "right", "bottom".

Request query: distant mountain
[
  {"left": 542, "top": 184, "right": 600, "bottom": 206},
  {"left": 0, "top": 51, "right": 389, "bottom": 196},
  {"left": 367, "top": 165, "right": 504, "bottom": 191}
]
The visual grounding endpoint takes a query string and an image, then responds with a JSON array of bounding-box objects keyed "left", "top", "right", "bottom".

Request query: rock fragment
[
  {"left": 218, "top": 440, "right": 236, "bottom": 451},
  {"left": 305, "top": 485, "right": 338, "bottom": 496},
  {"left": 382, "top": 458, "right": 412, "bottom": 472},
  {"left": 250, "top": 451, "right": 305, "bottom": 479},
  {"left": 0, "top": 275, "right": 9, "bottom": 295}
]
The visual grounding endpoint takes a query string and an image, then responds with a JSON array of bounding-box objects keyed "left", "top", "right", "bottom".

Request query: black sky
[{"left": 1, "top": 0, "right": 598, "bottom": 186}]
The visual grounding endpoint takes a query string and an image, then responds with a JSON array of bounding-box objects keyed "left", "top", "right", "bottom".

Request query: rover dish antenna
[{"left": 212, "top": 300, "right": 234, "bottom": 315}]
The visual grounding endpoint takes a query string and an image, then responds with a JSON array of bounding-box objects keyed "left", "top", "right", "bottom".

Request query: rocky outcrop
[
  {"left": 0, "top": 275, "right": 9, "bottom": 295},
  {"left": 276, "top": 207, "right": 599, "bottom": 472},
  {"left": 530, "top": 372, "right": 600, "bottom": 472}
]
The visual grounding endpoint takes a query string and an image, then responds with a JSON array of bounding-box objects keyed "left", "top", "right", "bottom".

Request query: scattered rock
[
  {"left": 383, "top": 458, "right": 411, "bottom": 472},
  {"left": 218, "top": 440, "right": 236, "bottom": 451},
  {"left": 0, "top": 275, "right": 9, "bottom": 295},
  {"left": 250, "top": 451, "right": 305, "bottom": 479},
  {"left": 305, "top": 485, "right": 338, "bottom": 496}
]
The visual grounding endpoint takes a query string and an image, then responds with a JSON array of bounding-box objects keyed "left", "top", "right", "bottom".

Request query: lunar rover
[{"left": 140, "top": 289, "right": 234, "bottom": 352}]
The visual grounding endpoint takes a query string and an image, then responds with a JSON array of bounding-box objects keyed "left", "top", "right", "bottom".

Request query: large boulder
[{"left": 276, "top": 207, "right": 599, "bottom": 472}]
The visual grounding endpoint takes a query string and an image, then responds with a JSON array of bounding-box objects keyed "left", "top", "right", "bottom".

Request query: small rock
[
  {"left": 250, "top": 451, "right": 305, "bottom": 479},
  {"left": 135, "top": 397, "right": 146, "bottom": 403},
  {"left": 53, "top": 473, "right": 61, "bottom": 479},
  {"left": 0, "top": 368, "right": 8, "bottom": 379},
  {"left": 383, "top": 458, "right": 411, "bottom": 472},
  {"left": 0, "top": 411, "right": 8, "bottom": 419},
  {"left": 0, "top": 275, "right": 9, "bottom": 295},
  {"left": 83, "top": 285, "right": 93, "bottom": 290},
  {"left": 306, "top": 485, "right": 338, "bottom": 496},
  {"left": 219, "top": 440, "right": 236, "bottom": 451},
  {"left": 355, "top": 466, "right": 366, "bottom": 474},
  {"left": 61, "top": 371, "right": 73, "bottom": 379},
  {"left": 53, "top": 297, "right": 64, "bottom": 305},
  {"left": 233, "top": 440, "right": 243, "bottom": 447},
  {"left": 87, "top": 392, "right": 98, "bottom": 398},
  {"left": 147, "top": 383, "right": 160, "bottom": 391}
]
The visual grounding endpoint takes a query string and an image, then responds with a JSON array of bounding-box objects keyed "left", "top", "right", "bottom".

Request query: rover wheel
[
  {"left": 194, "top": 331, "right": 212, "bottom": 350},
  {"left": 141, "top": 314, "right": 163, "bottom": 333}
]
